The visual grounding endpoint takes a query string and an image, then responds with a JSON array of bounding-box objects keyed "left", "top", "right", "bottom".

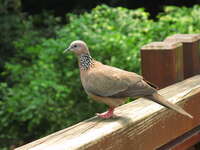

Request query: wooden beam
[
  {"left": 15, "top": 75, "right": 200, "bottom": 150},
  {"left": 157, "top": 125, "right": 200, "bottom": 150},
  {"left": 172, "top": 132, "right": 200, "bottom": 150},
  {"left": 165, "top": 34, "right": 200, "bottom": 79},
  {"left": 141, "top": 41, "right": 183, "bottom": 89}
]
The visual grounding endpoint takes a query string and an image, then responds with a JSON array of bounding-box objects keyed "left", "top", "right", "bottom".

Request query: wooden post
[
  {"left": 141, "top": 41, "right": 183, "bottom": 89},
  {"left": 165, "top": 34, "right": 200, "bottom": 79}
]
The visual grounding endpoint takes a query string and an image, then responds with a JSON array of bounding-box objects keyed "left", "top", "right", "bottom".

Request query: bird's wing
[
  {"left": 84, "top": 64, "right": 155, "bottom": 97},
  {"left": 110, "top": 78, "right": 156, "bottom": 98}
]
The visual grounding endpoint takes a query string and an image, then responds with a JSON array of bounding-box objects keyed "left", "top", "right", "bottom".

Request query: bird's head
[{"left": 64, "top": 40, "right": 89, "bottom": 56}]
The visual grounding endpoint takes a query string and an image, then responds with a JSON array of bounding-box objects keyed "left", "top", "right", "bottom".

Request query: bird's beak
[{"left": 63, "top": 47, "right": 70, "bottom": 53}]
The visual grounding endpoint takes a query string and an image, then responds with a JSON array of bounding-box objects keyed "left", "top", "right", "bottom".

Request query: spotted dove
[{"left": 64, "top": 40, "right": 193, "bottom": 119}]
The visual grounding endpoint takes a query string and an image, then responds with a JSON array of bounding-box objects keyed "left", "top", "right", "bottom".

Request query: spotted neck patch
[{"left": 79, "top": 54, "right": 94, "bottom": 70}]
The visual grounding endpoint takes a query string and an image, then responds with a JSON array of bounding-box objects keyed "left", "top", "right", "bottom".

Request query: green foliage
[
  {"left": 0, "top": 0, "right": 24, "bottom": 74},
  {"left": 0, "top": 0, "right": 61, "bottom": 82},
  {"left": 154, "top": 5, "right": 200, "bottom": 39},
  {"left": 139, "top": 5, "right": 200, "bottom": 43},
  {"left": 1, "top": 4, "right": 200, "bottom": 149}
]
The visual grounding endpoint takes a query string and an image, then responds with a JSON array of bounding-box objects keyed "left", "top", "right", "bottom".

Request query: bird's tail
[{"left": 144, "top": 92, "right": 193, "bottom": 119}]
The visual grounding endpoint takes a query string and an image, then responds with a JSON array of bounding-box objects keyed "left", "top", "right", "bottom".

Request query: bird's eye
[{"left": 73, "top": 45, "right": 77, "bottom": 48}]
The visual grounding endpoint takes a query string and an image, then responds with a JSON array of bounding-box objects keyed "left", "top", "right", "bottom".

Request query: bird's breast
[{"left": 80, "top": 69, "right": 92, "bottom": 90}]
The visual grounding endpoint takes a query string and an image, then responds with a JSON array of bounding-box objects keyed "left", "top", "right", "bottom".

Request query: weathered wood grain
[
  {"left": 141, "top": 41, "right": 184, "bottom": 89},
  {"left": 165, "top": 34, "right": 200, "bottom": 79},
  {"left": 15, "top": 75, "right": 200, "bottom": 150}
]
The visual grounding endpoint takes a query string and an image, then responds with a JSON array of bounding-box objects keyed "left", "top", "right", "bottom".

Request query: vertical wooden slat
[
  {"left": 141, "top": 41, "right": 183, "bottom": 89},
  {"left": 165, "top": 34, "right": 200, "bottom": 79}
]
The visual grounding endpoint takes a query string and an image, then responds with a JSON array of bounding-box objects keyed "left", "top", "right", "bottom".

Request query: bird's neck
[{"left": 78, "top": 53, "right": 94, "bottom": 71}]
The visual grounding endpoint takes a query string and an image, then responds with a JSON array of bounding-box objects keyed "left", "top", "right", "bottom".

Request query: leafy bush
[
  {"left": 1, "top": 4, "right": 200, "bottom": 149},
  {"left": 0, "top": 4, "right": 61, "bottom": 87}
]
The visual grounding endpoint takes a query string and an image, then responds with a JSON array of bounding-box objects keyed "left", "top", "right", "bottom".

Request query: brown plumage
[{"left": 64, "top": 40, "right": 193, "bottom": 119}]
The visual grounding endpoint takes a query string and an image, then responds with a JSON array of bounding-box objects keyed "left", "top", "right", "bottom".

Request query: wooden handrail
[{"left": 15, "top": 75, "right": 200, "bottom": 150}]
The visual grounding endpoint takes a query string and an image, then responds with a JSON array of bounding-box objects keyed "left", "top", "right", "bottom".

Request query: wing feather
[
  {"left": 84, "top": 65, "right": 141, "bottom": 97},
  {"left": 83, "top": 63, "right": 156, "bottom": 98}
]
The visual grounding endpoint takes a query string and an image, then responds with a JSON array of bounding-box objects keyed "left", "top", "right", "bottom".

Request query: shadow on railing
[{"left": 16, "top": 34, "right": 200, "bottom": 150}]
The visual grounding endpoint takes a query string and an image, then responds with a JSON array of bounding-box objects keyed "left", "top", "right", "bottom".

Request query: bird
[{"left": 63, "top": 40, "right": 193, "bottom": 119}]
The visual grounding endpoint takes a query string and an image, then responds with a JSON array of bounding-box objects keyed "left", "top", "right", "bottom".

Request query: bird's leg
[{"left": 96, "top": 107, "right": 115, "bottom": 119}]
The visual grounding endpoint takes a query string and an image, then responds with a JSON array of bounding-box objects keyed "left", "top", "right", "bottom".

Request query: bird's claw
[
  {"left": 96, "top": 113, "right": 113, "bottom": 119},
  {"left": 96, "top": 112, "right": 115, "bottom": 119}
]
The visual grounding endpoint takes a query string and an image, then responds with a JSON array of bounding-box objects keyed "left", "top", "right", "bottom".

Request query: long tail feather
[{"left": 145, "top": 92, "right": 193, "bottom": 119}]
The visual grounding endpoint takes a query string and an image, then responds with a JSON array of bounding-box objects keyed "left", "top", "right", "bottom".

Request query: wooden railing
[{"left": 16, "top": 34, "right": 200, "bottom": 150}]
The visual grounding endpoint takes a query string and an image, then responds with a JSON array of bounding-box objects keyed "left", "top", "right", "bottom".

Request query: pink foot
[{"left": 96, "top": 108, "right": 115, "bottom": 119}]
